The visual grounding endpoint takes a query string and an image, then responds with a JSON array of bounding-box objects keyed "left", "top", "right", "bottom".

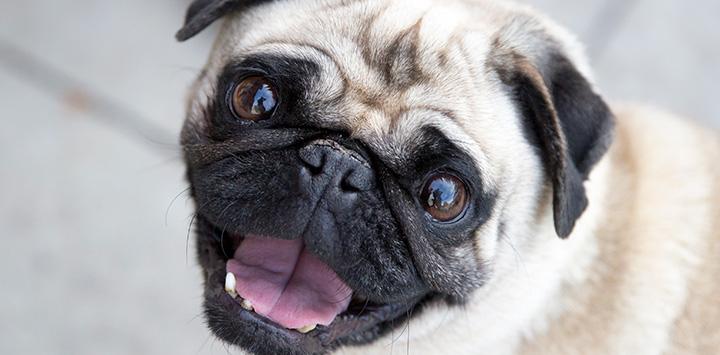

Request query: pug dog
[{"left": 176, "top": 0, "right": 720, "bottom": 354}]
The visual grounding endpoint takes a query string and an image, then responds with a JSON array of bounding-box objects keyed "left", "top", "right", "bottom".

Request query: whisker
[
  {"left": 388, "top": 317, "right": 396, "bottom": 355},
  {"left": 357, "top": 298, "right": 371, "bottom": 317},
  {"left": 186, "top": 213, "right": 199, "bottom": 265},
  {"left": 406, "top": 308, "right": 411, "bottom": 355},
  {"left": 166, "top": 186, "right": 191, "bottom": 227},
  {"left": 217, "top": 201, "right": 238, "bottom": 259},
  {"left": 220, "top": 145, "right": 250, "bottom": 167},
  {"left": 391, "top": 311, "right": 411, "bottom": 344},
  {"left": 186, "top": 198, "right": 220, "bottom": 264},
  {"left": 187, "top": 311, "right": 206, "bottom": 325},
  {"left": 222, "top": 339, "right": 233, "bottom": 355},
  {"left": 500, "top": 232, "right": 527, "bottom": 276},
  {"left": 195, "top": 333, "right": 213, "bottom": 355}
]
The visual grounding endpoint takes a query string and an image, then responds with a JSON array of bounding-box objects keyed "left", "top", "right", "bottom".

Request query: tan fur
[
  {"left": 186, "top": 1, "right": 720, "bottom": 353},
  {"left": 513, "top": 106, "right": 720, "bottom": 355}
]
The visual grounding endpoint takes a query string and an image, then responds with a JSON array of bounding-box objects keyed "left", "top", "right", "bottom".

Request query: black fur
[{"left": 497, "top": 51, "right": 614, "bottom": 238}]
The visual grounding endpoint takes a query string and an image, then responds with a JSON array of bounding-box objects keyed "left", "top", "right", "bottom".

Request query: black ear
[
  {"left": 495, "top": 51, "right": 614, "bottom": 238},
  {"left": 176, "top": 0, "right": 272, "bottom": 41},
  {"left": 176, "top": 0, "right": 238, "bottom": 41}
]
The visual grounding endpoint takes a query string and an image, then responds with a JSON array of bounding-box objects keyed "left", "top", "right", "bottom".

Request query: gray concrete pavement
[{"left": 1, "top": 1, "right": 717, "bottom": 354}]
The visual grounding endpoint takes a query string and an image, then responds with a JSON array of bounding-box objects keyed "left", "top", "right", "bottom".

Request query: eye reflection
[
  {"left": 420, "top": 173, "right": 468, "bottom": 222},
  {"left": 231, "top": 76, "right": 278, "bottom": 121}
]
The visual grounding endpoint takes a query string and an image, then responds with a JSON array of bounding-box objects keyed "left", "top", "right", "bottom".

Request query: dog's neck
[{"left": 465, "top": 157, "right": 611, "bottom": 354}]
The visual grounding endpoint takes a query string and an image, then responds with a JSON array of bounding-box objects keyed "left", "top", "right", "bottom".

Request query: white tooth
[
  {"left": 296, "top": 324, "right": 317, "bottom": 334},
  {"left": 240, "top": 299, "right": 254, "bottom": 311},
  {"left": 225, "top": 272, "right": 238, "bottom": 298}
]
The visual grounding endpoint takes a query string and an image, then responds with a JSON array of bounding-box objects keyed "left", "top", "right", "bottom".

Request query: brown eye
[
  {"left": 230, "top": 76, "right": 278, "bottom": 121},
  {"left": 420, "top": 173, "right": 468, "bottom": 222}
]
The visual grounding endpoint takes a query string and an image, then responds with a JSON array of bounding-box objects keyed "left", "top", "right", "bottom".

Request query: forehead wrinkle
[
  {"left": 346, "top": 3, "right": 495, "bottom": 137},
  {"left": 217, "top": 0, "right": 494, "bottom": 143},
  {"left": 361, "top": 108, "right": 493, "bottom": 185},
  {"left": 360, "top": 5, "right": 432, "bottom": 88},
  {"left": 222, "top": 0, "right": 466, "bottom": 129},
  {"left": 345, "top": 15, "right": 443, "bottom": 135}
]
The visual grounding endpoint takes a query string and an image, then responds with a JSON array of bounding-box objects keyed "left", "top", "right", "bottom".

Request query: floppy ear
[
  {"left": 176, "top": 0, "right": 238, "bottom": 41},
  {"left": 494, "top": 46, "right": 615, "bottom": 238},
  {"left": 176, "top": 0, "right": 271, "bottom": 41}
]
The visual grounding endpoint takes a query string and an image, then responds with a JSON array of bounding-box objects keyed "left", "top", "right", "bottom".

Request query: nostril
[
  {"left": 340, "top": 171, "right": 362, "bottom": 193},
  {"left": 299, "top": 148, "right": 326, "bottom": 176},
  {"left": 299, "top": 140, "right": 375, "bottom": 193},
  {"left": 341, "top": 167, "right": 374, "bottom": 192}
]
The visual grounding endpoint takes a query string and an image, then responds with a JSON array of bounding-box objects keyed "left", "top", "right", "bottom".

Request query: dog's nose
[{"left": 298, "top": 140, "right": 374, "bottom": 198}]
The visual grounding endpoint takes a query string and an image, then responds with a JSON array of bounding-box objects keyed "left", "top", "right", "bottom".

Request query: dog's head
[{"left": 178, "top": 0, "right": 613, "bottom": 354}]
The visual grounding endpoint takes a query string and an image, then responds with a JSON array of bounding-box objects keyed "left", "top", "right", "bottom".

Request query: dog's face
[{"left": 178, "top": 0, "right": 614, "bottom": 354}]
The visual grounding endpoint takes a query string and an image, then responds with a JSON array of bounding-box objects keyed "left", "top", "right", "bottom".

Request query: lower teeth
[
  {"left": 296, "top": 324, "right": 317, "bottom": 334},
  {"left": 241, "top": 299, "right": 254, "bottom": 311}
]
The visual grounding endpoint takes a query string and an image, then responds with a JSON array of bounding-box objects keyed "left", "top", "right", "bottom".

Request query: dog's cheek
[
  {"left": 189, "top": 149, "right": 314, "bottom": 239},
  {"left": 203, "top": 298, "right": 309, "bottom": 355},
  {"left": 328, "top": 192, "right": 427, "bottom": 302}
]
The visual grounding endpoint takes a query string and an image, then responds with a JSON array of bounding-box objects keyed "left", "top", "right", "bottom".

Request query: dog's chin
[{"left": 195, "top": 216, "right": 433, "bottom": 355}]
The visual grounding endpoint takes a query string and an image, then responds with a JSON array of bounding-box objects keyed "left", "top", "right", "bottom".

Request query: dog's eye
[
  {"left": 420, "top": 173, "right": 468, "bottom": 222},
  {"left": 230, "top": 76, "right": 278, "bottom": 121}
]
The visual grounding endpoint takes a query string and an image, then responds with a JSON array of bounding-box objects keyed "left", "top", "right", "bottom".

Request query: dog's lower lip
[{"left": 215, "top": 277, "right": 421, "bottom": 343}]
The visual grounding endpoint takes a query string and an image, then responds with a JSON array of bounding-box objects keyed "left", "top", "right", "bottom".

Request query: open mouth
[{"left": 196, "top": 217, "right": 429, "bottom": 354}]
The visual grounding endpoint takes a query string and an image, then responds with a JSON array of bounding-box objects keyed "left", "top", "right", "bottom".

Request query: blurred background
[{"left": 0, "top": 0, "right": 717, "bottom": 354}]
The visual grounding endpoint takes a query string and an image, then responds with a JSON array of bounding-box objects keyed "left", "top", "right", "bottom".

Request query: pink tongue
[{"left": 226, "top": 236, "right": 352, "bottom": 329}]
